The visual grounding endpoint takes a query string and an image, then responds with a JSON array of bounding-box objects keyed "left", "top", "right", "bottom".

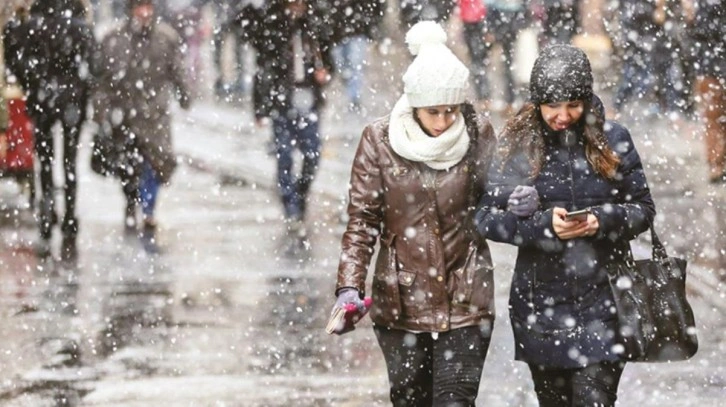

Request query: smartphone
[{"left": 564, "top": 208, "right": 591, "bottom": 221}]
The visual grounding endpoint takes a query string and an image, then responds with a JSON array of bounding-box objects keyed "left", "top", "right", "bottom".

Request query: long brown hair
[{"left": 497, "top": 100, "right": 620, "bottom": 179}]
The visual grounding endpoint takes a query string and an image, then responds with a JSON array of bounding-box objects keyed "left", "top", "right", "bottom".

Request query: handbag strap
[
  {"left": 648, "top": 222, "right": 669, "bottom": 262},
  {"left": 622, "top": 221, "right": 668, "bottom": 267}
]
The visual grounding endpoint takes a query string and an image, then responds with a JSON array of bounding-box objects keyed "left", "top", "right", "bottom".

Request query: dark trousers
[
  {"left": 615, "top": 39, "right": 654, "bottom": 111},
  {"left": 33, "top": 108, "right": 84, "bottom": 240},
  {"left": 541, "top": 2, "right": 580, "bottom": 45},
  {"left": 398, "top": 0, "right": 455, "bottom": 27},
  {"left": 462, "top": 21, "right": 489, "bottom": 101},
  {"left": 486, "top": 8, "right": 526, "bottom": 104},
  {"left": 272, "top": 111, "right": 320, "bottom": 221},
  {"left": 374, "top": 324, "right": 492, "bottom": 407},
  {"left": 116, "top": 128, "right": 143, "bottom": 217},
  {"left": 528, "top": 361, "right": 625, "bottom": 407}
]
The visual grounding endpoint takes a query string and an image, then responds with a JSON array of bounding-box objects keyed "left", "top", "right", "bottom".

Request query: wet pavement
[{"left": 0, "top": 25, "right": 725, "bottom": 407}]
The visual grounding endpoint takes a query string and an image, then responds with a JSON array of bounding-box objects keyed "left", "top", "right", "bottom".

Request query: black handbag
[
  {"left": 90, "top": 123, "right": 119, "bottom": 177},
  {"left": 608, "top": 226, "right": 698, "bottom": 362}
]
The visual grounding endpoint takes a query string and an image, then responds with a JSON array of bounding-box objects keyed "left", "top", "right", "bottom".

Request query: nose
[
  {"left": 555, "top": 107, "right": 570, "bottom": 120},
  {"left": 434, "top": 114, "right": 449, "bottom": 129}
]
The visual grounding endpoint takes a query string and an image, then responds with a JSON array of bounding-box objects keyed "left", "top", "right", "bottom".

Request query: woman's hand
[
  {"left": 552, "top": 207, "right": 600, "bottom": 240},
  {"left": 508, "top": 185, "right": 539, "bottom": 217}
]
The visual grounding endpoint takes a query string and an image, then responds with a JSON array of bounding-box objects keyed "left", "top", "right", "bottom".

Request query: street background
[{"left": 0, "top": 1, "right": 724, "bottom": 406}]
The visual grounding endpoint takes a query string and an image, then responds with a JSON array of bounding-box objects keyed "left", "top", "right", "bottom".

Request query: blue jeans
[
  {"left": 140, "top": 161, "right": 160, "bottom": 219},
  {"left": 273, "top": 111, "right": 320, "bottom": 220},
  {"left": 333, "top": 36, "right": 368, "bottom": 106}
]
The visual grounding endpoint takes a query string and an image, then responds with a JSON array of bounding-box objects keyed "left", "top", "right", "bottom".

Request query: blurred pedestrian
[
  {"left": 612, "top": 0, "right": 671, "bottom": 116},
  {"left": 539, "top": 0, "right": 580, "bottom": 45},
  {"left": 650, "top": 0, "right": 691, "bottom": 118},
  {"left": 0, "top": 82, "right": 6, "bottom": 159},
  {"left": 3, "top": 0, "right": 96, "bottom": 262},
  {"left": 211, "top": 0, "right": 248, "bottom": 100},
  {"left": 398, "top": 0, "right": 455, "bottom": 27},
  {"left": 459, "top": 0, "right": 489, "bottom": 105},
  {"left": 483, "top": 0, "right": 528, "bottom": 113},
  {"left": 476, "top": 45, "right": 656, "bottom": 406},
  {"left": 93, "top": 0, "right": 191, "bottom": 253},
  {"left": 163, "top": 0, "right": 208, "bottom": 93},
  {"left": 332, "top": 21, "right": 497, "bottom": 406},
  {"left": 688, "top": 0, "right": 725, "bottom": 183},
  {"left": 652, "top": 0, "right": 699, "bottom": 119},
  {"left": 236, "top": 0, "right": 332, "bottom": 244},
  {"left": 323, "top": 0, "right": 385, "bottom": 111},
  {"left": 2, "top": 4, "right": 29, "bottom": 86}
]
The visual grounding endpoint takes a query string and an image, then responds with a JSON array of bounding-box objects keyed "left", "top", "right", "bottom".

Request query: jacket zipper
[
  {"left": 567, "top": 145, "right": 576, "bottom": 209},
  {"left": 567, "top": 143, "right": 581, "bottom": 319}
]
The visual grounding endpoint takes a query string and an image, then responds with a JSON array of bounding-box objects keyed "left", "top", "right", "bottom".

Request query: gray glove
[
  {"left": 508, "top": 185, "right": 539, "bottom": 217},
  {"left": 334, "top": 287, "right": 365, "bottom": 313}
]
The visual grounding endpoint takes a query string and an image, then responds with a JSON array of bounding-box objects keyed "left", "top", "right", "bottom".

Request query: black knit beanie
[{"left": 529, "top": 45, "right": 593, "bottom": 105}]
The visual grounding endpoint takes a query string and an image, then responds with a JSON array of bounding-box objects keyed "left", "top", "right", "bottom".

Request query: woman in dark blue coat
[{"left": 475, "top": 45, "right": 655, "bottom": 407}]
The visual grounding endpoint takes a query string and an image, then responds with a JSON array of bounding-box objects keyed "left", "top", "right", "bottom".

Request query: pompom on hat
[
  {"left": 402, "top": 21, "right": 470, "bottom": 108},
  {"left": 529, "top": 44, "right": 593, "bottom": 105}
]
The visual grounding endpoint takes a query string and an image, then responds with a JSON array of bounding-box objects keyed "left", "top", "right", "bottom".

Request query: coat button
[
  {"left": 440, "top": 323, "right": 448, "bottom": 329},
  {"left": 437, "top": 275, "right": 443, "bottom": 282},
  {"left": 405, "top": 276, "right": 412, "bottom": 283},
  {"left": 434, "top": 228, "right": 440, "bottom": 235}
]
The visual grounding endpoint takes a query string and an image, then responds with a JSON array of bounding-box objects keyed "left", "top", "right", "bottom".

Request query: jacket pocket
[
  {"left": 372, "top": 233, "right": 402, "bottom": 322},
  {"left": 398, "top": 270, "right": 416, "bottom": 287},
  {"left": 450, "top": 244, "right": 495, "bottom": 313}
]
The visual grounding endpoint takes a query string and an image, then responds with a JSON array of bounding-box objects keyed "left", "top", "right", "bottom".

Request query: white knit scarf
[{"left": 388, "top": 95, "right": 470, "bottom": 170}]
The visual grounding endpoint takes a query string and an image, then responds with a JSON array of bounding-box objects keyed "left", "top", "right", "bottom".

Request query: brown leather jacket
[{"left": 336, "top": 111, "right": 497, "bottom": 332}]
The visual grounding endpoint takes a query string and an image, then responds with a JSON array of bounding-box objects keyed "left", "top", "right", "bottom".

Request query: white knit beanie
[{"left": 402, "top": 21, "right": 470, "bottom": 108}]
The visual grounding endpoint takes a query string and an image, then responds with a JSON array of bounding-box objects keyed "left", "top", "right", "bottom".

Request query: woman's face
[
  {"left": 415, "top": 105, "right": 461, "bottom": 137},
  {"left": 539, "top": 101, "right": 585, "bottom": 131}
]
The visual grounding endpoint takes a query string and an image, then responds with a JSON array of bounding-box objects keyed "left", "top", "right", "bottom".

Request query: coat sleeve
[
  {"left": 589, "top": 124, "right": 655, "bottom": 242},
  {"left": 475, "top": 148, "right": 563, "bottom": 252},
  {"left": 336, "top": 125, "right": 384, "bottom": 295}
]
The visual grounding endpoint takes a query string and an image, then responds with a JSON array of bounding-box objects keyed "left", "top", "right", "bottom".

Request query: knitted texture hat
[
  {"left": 529, "top": 45, "right": 593, "bottom": 105},
  {"left": 402, "top": 21, "right": 470, "bottom": 107}
]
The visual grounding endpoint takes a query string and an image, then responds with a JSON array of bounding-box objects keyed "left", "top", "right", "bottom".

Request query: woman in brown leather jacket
[{"left": 331, "top": 21, "right": 497, "bottom": 406}]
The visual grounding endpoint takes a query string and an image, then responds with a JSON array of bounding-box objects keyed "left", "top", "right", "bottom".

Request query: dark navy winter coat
[
  {"left": 234, "top": 2, "right": 334, "bottom": 120},
  {"left": 475, "top": 103, "right": 655, "bottom": 368}
]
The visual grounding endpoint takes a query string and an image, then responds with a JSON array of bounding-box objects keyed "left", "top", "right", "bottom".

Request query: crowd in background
[{"left": 0, "top": 0, "right": 723, "bottom": 258}]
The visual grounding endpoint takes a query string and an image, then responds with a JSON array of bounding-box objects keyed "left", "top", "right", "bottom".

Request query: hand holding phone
[
  {"left": 564, "top": 208, "right": 591, "bottom": 222},
  {"left": 553, "top": 207, "right": 599, "bottom": 240}
]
